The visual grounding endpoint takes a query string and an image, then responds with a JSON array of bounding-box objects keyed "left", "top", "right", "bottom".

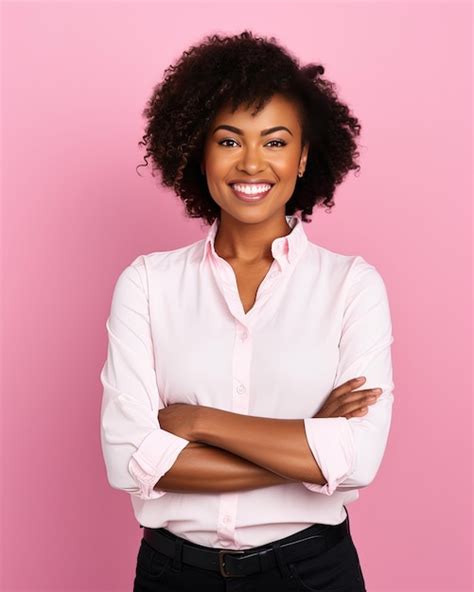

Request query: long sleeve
[
  {"left": 302, "top": 257, "right": 395, "bottom": 495},
  {"left": 99, "top": 259, "right": 190, "bottom": 500}
]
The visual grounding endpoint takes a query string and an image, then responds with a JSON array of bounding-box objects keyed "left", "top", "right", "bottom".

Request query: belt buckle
[{"left": 218, "top": 549, "right": 246, "bottom": 578}]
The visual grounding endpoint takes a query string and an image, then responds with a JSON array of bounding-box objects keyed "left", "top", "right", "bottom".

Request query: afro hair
[{"left": 136, "top": 30, "right": 362, "bottom": 225}]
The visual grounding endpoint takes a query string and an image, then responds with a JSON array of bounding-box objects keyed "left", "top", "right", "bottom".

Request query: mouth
[{"left": 228, "top": 183, "right": 275, "bottom": 203}]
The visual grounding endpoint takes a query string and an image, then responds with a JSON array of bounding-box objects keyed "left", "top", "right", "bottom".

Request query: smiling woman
[{"left": 98, "top": 29, "right": 392, "bottom": 592}]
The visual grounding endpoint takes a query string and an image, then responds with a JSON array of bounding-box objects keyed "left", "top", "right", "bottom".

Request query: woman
[{"left": 100, "top": 30, "right": 394, "bottom": 591}]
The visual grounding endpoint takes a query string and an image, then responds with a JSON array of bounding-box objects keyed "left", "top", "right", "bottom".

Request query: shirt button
[
  {"left": 236, "top": 384, "right": 246, "bottom": 395},
  {"left": 240, "top": 330, "right": 248, "bottom": 341},
  {"left": 223, "top": 515, "right": 231, "bottom": 524}
]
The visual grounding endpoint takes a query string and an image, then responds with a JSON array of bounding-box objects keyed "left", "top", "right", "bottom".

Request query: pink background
[{"left": 1, "top": 2, "right": 472, "bottom": 591}]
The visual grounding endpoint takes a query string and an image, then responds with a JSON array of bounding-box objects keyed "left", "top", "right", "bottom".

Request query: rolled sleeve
[
  {"left": 302, "top": 257, "right": 395, "bottom": 494},
  {"left": 100, "top": 260, "right": 190, "bottom": 500},
  {"left": 302, "top": 417, "right": 355, "bottom": 494}
]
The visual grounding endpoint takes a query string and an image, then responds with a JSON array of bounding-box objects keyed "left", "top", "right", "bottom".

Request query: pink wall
[{"left": 1, "top": 2, "right": 472, "bottom": 591}]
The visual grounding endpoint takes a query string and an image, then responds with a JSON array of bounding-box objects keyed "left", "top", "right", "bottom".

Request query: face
[{"left": 201, "top": 93, "right": 309, "bottom": 225}]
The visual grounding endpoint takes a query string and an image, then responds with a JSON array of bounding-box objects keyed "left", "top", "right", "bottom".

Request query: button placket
[
  {"left": 232, "top": 319, "right": 252, "bottom": 415},
  {"left": 216, "top": 318, "right": 252, "bottom": 547}
]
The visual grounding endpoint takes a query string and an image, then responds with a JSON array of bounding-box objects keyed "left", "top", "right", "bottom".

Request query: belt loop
[
  {"left": 171, "top": 537, "right": 184, "bottom": 572},
  {"left": 270, "top": 540, "right": 291, "bottom": 580}
]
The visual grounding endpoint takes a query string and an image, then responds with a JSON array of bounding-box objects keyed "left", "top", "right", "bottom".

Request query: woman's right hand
[{"left": 314, "top": 377, "right": 382, "bottom": 419}]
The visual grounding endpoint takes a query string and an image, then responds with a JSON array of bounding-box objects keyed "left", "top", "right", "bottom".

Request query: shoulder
[
  {"left": 306, "top": 240, "right": 379, "bottom": 276},
  {"left": 115, "top": 237, "right": 205, "bottom": 293},
  {"left": 306, "top": 240, "right": 388, "bottom": 297}
]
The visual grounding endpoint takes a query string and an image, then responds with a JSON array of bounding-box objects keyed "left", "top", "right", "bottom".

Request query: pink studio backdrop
[{"left": 1, "top": 2, "right": 472, "bottom": 592}]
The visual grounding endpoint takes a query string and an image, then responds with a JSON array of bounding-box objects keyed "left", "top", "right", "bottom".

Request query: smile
[{"left": 229, "top": 183, "right": 274, "bottom": 203}]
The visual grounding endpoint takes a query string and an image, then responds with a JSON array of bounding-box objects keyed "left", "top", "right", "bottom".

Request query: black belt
[{"left": 142, "top": 517, "right": 349, "bottom": 578}]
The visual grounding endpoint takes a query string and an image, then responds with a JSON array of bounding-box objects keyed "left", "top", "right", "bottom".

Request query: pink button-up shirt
[{"left": 100, "top": 214, "right": 394, "bottom": 549}]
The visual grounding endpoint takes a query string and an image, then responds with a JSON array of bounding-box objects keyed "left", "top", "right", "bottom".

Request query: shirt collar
[{"left": 200, "top": 214, "right": 308, "bottom": 269}]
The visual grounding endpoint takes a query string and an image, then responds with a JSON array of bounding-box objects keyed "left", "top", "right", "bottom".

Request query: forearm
[
  {"left": 195, "top": 407, "right": 327, "bottom": 485},
  {"left": 155, "top": 441, "right": 297, "bottom": 494}
]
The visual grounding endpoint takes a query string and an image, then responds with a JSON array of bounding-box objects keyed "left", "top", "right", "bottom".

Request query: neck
[{"left": 214, "top": 212, "right": 292, "bottom": 264}]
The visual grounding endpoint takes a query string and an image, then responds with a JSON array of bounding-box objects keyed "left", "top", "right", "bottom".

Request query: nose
[{"left": 237, "top": 145, "right": 267, "bottom": 174}]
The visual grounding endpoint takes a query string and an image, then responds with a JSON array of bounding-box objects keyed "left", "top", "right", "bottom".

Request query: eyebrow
[{"left": 212, "top": 124, "right": 293, "bottom": 137}]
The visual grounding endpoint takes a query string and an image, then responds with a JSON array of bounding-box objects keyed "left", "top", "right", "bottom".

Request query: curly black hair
[{"left": 136, "top": 30, "right": 362, "bottom": 225}]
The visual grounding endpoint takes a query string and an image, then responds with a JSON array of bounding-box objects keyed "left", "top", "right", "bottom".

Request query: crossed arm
[
  {"left": 155, "top": 408, "right": 326, "bottom": 494},
  {"left": 101, "top": 260, "right": 394, "bottom": 500}
]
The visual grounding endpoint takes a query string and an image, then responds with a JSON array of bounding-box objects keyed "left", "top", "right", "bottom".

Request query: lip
[{"left": 229, "top": 183, "right": 274, "bottom": 203}]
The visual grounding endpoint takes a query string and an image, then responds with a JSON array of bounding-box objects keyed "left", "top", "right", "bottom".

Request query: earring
[{"left": 298, "top": 171, "right": 304, "bottom": 177}]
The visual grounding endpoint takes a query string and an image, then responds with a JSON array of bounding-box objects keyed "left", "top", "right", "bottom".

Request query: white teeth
[{"left": 232, "top": 183, "right": 272, "bottom": 195}]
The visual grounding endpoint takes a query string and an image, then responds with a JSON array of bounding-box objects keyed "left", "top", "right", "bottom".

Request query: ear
[{"left": 299, "top": 141, "right": 310, "bottom": 172}]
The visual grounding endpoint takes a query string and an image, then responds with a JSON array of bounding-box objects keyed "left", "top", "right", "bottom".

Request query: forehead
[{"left": 210, "top": 93, "right": 302, "bottom": 130}]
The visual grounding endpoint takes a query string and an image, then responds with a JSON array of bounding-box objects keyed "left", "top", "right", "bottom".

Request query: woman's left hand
[{"left": 158, "top": 403, "right": 202, "bottom": 441}]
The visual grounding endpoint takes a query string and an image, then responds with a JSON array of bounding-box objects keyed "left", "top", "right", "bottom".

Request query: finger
[
  {"left": 338, "top": 394, "right": 380, "bottom": 416},
  {"left": 343, "top": 388, "right": 382, "bottom": 404},
  {"left": 345, "top": 406, "right": 369, "bottom": 418},
  {"left": 330, "top": 377, "right": 366, "bottom": 399}
]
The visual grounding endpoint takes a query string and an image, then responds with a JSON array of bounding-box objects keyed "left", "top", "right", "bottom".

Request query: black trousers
[{"left": 133, "top": 509, "right": 367, "bottom": 591}]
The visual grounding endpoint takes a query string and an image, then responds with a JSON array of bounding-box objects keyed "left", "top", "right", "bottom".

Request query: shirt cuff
[
  {"left": 128, "top": 427, "right": 190, "bottom": 500},
  {"left": 301, "top": 417, "right": 356, "bottom": 495}
]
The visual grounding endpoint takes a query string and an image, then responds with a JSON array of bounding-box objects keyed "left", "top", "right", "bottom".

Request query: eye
[
  {"left": 266, "top": 139, "right": 287, "bottom": 148},
  {"left": 217, "top": 139, "right": 287, "bottom": 148},
  {"left": 218, "top": 138, "right": 238, "bottom": 147}
]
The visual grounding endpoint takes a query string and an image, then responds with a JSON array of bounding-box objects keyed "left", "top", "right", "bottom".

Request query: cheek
[
  {"left": 205, "top": 153, "right": 232, "bottom": 178},
  {"left": 270, "top": 152, "right": 301, "bottom": 175}
]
